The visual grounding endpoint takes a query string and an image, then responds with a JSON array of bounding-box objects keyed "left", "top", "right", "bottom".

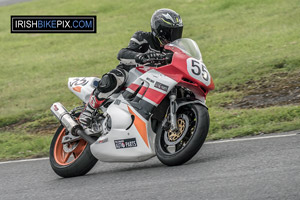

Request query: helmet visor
[{"left": 161, "top": 26, "right": 183, "bottom": 43}]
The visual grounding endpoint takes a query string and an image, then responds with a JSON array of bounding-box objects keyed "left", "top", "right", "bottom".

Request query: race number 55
[{"left": 186, "top": 58, "right": 210, "bottom": 86}]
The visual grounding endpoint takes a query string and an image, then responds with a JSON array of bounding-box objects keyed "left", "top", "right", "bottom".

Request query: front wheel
[
  {"left": 155, "top": 104, "right": 209, "bottom": 166},
  {"left": 49, "top": 125, "right": 98, "bottom": 178}
]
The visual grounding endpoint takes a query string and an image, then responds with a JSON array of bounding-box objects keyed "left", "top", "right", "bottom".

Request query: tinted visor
[{"left": 161, "top": 26, "right": 183, "bottom": 42}]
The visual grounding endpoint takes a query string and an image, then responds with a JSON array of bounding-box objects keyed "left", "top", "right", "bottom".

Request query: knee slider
[
  {"left": 97, "top": 73, "right": 117, "bottom": 93},
  {"left": 110, "top": 69, "right": 128, "bottom": 83}
]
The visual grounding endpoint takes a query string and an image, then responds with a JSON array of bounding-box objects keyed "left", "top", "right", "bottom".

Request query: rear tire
[
  {"left": 49, "top": 125, "right": 98, "bottom": 178},
  {"left": 155, "top": 104, "right": 209, "bottom": 166}
]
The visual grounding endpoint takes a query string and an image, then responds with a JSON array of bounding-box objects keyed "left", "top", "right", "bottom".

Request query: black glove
[{"left": 135, "top": 52, "right": 166, "bottom": 64}]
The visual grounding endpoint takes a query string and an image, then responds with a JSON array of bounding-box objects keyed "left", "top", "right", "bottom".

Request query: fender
[
  {"left": 151, "top": 96, "right": 208, "bottom": 124},
  {"left": 176, "top": 99, "right": 208, "bottom": 111}
]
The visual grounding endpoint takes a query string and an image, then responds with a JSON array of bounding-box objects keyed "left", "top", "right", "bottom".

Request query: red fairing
[
  {"left": 128, "top": 83, "right": 139, "bottom": 91},
  {"left": 143, "top": 88, "right": 166, "bottom": 105},
  {"left": 130, "top": 43, "right": 214, "bottom": 101},
  {"left": 156, "top": 45, "right": 214, "bottom": 98},
  {"left": 136, "top": 66, "right": 149, "bottom": 74},
  {"left": 128, "top": 83, "right": 167, "bottom": 105}
]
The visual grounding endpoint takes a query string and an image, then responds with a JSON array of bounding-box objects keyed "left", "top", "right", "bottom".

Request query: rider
[{"left": 79, "top": 8, "right": 184, "bottom": 128}]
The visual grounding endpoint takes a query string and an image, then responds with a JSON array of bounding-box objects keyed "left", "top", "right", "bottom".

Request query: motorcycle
[{"left": 49, "top": 38, "right": 215, "bottom": 178}]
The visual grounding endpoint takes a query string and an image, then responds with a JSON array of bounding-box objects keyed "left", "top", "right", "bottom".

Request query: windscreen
[{"left": 166, "top": 38, "right": 202, "bottom": 61}]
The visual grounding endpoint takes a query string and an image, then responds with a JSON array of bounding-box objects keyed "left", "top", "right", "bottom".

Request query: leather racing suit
[{"left": 79, "top": 31, "right": 165, "bottom": 127}]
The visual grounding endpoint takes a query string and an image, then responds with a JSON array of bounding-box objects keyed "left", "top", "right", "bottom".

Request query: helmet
[{"left": 151, "top": 8, "right": 183, "bottom": 46}]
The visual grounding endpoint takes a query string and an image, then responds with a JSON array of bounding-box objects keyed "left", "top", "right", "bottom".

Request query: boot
[
  {"left": 79, "top": 92, "right": 105, "bottom": 128},
  {"left": 79, "top": 70, "right": 127, "bottom": 128}
]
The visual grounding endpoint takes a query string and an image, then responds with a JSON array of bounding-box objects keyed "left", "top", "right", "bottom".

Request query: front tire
[
  {"left": 49, "top": 125, "right": 98, "bottom": 178},
  {"left": 155, "top": 104, "right": 209, "bottom": 166}
]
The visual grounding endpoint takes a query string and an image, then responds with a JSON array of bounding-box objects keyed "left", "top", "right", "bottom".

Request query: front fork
[{"left": 169, "top": 88, "right": 178, "bottom": 131}]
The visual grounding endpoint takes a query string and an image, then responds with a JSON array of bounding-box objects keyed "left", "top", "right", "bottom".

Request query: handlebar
[{"left": 143, "top": 52, "right": 173, "bottom": 67}]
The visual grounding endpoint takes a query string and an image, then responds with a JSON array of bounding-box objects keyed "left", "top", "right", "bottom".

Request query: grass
[
  {"left": 208, "top": 105, "right": 300, "bottom": 140},
  {"left": 0, "top": 0, "right": 300, "bottom": 160},
  {"left": 0, "top": 131, "right": 52, "bottom": 160}
]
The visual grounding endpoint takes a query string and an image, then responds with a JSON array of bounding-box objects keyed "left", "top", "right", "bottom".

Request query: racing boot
[
  {"left": 78, "top": 92, "right": 105, "bottom": 129},
  {"left": 79, "top": 69, "right": 127, "bottom": 129}
]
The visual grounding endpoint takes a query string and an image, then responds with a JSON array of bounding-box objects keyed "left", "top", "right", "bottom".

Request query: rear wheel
[
  {"left": 155, "top": 104, "right": 209, "bottom": 166},
  {"left": 49, "top": 125, "right": 97, "bottom": 178}
]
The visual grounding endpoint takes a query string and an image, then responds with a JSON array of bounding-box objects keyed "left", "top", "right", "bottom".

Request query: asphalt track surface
[{"left": 1, "top": 131, "right": 299, "bottom": 200}]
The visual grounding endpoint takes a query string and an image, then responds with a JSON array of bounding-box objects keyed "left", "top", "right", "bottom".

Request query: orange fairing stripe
[
  {"left": 73, "top": 86, "right": 82, "bottom": 92},
  {"left": 128, "top": 106, "right": 149, "bottom": 147}
]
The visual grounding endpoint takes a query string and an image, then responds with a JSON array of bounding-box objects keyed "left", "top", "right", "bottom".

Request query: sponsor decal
[
  {"left": 89, "top": 96, "right": 97, "bottom": 108},
  {"left": 72, "top": 86, "right": 82, "bottom": 93},
  {"left": 70, "top": 78, "right": 89, "bottom": 87},
  {"left": 154, "top": 81, "right": 169, "bottom": 92},
  {"left": 146, "top": 77, "right": 155, "bottom": 84},
  {"left": 114, "top": 138, "right": 137, "bottom": 149},
  {"left": 53, "top": 105, "right": 59, "bottom": 111},
  {"left": 137, "top": 66, "right": 151, "bottom": 72},
  {"left": 114, "top": 99, "right": 121, "bottom": 105},
  {"left": 11, "top": 16, "right": 96, "bottom": 33},
  {"left": 98, "top": 138, "right": 108, "bottom": 144}
]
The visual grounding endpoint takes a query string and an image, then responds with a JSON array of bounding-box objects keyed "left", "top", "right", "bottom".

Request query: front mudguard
[{"left": 175, "top": 99, "right": 208, "bottom": 112}]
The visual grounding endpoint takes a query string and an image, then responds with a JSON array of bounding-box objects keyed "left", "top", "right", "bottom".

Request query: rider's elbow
[{"left": 117, "top": 48, "right": 126, "bottom": 61}]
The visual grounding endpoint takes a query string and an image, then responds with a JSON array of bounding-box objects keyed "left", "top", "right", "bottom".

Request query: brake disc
[{"left": 164, "top": 114, "right": 189, "bottom": 146}]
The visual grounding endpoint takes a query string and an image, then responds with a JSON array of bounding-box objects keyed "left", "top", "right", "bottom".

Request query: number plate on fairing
[
  {"left": 114, "top": 138, "right": 137, "bottom": 149},
  {"left": 186, "top": 58, "right": 211, "bottom": 86}
]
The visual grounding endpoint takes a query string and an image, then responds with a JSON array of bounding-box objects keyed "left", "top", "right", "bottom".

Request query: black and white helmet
[{"left": 151, "top": 8, "right": 183, "bottom": 46}]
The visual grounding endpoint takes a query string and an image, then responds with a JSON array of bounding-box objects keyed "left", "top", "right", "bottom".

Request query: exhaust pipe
[
  {"left": 50, "top": 102, "right": 80, "bottom": 134},
  {"left": 50, "top": 102, "right": 96, "bottom": 144}
]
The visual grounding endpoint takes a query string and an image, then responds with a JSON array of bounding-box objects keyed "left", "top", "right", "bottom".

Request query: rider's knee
[{"left": 95, "top": 68, "right": 128, "bottom": 97}]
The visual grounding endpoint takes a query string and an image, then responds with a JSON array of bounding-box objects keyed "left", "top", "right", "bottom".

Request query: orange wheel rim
[{"left": 54, "top": 128, "right": 87, "bottom": 166}]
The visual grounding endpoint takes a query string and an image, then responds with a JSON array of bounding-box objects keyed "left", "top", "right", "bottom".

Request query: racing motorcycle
[{"left": 50, "top": 38, "right": 215, "bottom": 177}]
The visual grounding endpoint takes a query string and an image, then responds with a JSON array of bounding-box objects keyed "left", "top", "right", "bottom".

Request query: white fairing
[
  {"left": 67, "top": 67, "right": 207, "bottom": 163},
  {"left": 125, "top": 68, "right": 143, "bottom": 87},
  {"left": 84, "top": 69, "right": 178, "bottom": 162},
  {"left": 67, "top": 68, "right": 143, "bottom": 104},
  {"left": 90, "top": 96, "right": 156, "bottom": 162},
  {"left": 127, "top": 68, "right": 178, "bottom": 106},
  {"left": 89, "top": 69, "right": 178, "bottom": 162},
  {"left": 68, "top": 77, "right": 100, "bottom": 103}
]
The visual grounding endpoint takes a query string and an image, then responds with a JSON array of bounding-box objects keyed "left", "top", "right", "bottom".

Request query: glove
[{"left": 135, "top": 52, "right": 166, "bottom": 64}]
